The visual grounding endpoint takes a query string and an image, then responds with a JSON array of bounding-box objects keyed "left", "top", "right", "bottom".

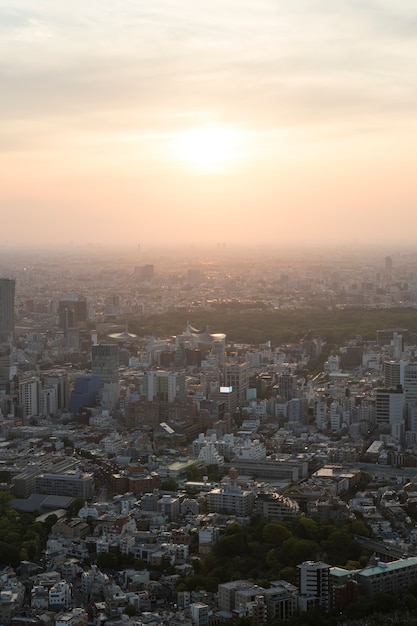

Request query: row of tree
[
  {"left": 0, "top": 492, "right": 56, "bottom": 565},
  {"left": 131, "top": 307, "right": 417, "bottom": 346},
  {"left": 178, "top": 515, "right": 372, "bottom": 592}
]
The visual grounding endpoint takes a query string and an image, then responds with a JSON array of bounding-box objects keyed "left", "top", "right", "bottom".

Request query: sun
[{"left": 170, "top": 125, "right": 246, "bottom": 172}]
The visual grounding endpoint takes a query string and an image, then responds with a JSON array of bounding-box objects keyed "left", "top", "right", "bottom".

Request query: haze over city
[{"left": 2, "top": 1, "right": 417, "bottom": 250}]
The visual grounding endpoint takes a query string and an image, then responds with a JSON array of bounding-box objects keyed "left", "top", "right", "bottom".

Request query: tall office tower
[
  {"left": 69, "top": 375, "right": 100, "bottom": 414},
  {"left": 92, "top": 344, "right": 119, "bottom": 386},
  {"left": 0, "top": 349, "right": 16, "bottom": 392},
  {"left": 278, "top": 372, "right": 297, "bottom": 401},
  {"left": 316, "top": 397, "right": 328, "bottom": 431},
  {"left": 375, "top": 388, "right": 405, "bottom": 432},
  {"left": 18, "top": 377, "right": 40, "bottom": 422},
  {"left": 58, "top": 298, "right": 87, "bottom": 333},
  {"left": 0, "top": 278, "right": 15, "bottom": 337},
  {"left": 223, "top": 361, "right": 250, "bottom": 407},
  {"left": 404, "top": 363, "right": 417, "bottom": 418},
  {"left": 42, "top": 371, "right": 69, "bottom": 411},
  {"left": 92, "top": 344, "right": 119, "bottom": 409},
  {"left": 297, "top": 561, "right": 330, "bottom": 612},
  {"left": 383, "top": 361, "right": 401, "bottom": 389},
  {"left": 384, "top": 360, "right": 405, "bottom": 389}
]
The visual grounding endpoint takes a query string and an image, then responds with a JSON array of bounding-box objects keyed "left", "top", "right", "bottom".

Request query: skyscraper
[
  {"left": 91, "top": 344, "right": 119, "bottom": 387},
  {"left": 223, "top": 361, "right": 249, "bottom": 406},
  {"left": 91, "top": 343, "right": 120, "bottom": 409},
  {"left": 0, "top": 278, "right": 15, "bottom": 337}
]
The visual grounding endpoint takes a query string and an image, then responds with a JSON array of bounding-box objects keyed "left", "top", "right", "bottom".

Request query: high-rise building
[
  {"left": 297, "top": 561, "right": 330, "bottom": 612},
  {"left": 58, "top": 298, "right": 87, "bottom": 334},
  {"left": 383, "top": 360, "right": 409, "bottom": 389},
  {"left": 69, "top": 375, "right": 100, "bottom": 414},
  {"left": 142, "top": 370, "right": 186, "bottom": 402},
  {"left": 18, "top": 377, "right": 40, "bottom": 421},
  {"left": 224, "top": 361, "right": 249, "bottom": 407},
  {"left": 92, "top": 344, "right": 119, "bottom": 386},
  {"left": 404, "top": 363, "right": 417, "bottom": 411},
  {"left": 92, "top": 344, "right": 120, "bottom": 409},
  {"left": 375, "top": 387, "right": 405, "bottom": 429},
  {"left": 0, "top": 278, "right": 15, "bottom": 337},
  {"left": 278, "top": 372, "right": 297, "bottom": 401},
  {"left": 42, "top": 371, "right": 69, "bottom": 411}
]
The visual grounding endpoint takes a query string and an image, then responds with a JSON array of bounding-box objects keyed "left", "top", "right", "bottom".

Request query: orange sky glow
[{"left": 1, "top": 1, "right": 417, "bottom": 251}]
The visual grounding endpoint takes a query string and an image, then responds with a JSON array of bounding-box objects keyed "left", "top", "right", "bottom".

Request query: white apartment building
[
  {"left": 297, "top": 561, "right": 330, "bottom": 612},
  {"left": 18, "top": 377, "right": 40, "bottom": 420},
  {"left": 49, "top": 581, "right": 72, "bottom": 610}
]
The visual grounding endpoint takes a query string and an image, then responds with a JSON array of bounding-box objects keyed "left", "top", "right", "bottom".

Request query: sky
[{"left": 1, "top": 1, "right": 417, "bottom": 251}]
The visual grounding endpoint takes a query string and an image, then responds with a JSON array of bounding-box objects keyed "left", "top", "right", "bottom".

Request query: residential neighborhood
[{"left": 2, "top": 249, "right": 417, "bottom": 624}]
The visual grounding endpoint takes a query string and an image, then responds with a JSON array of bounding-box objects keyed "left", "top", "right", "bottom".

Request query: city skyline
[{"left": 2, "top": 1, "right": 417, "bottom": 249}]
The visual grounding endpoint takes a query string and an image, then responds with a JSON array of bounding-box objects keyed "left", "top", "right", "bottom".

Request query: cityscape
[
  {"left": 2, "top": 0, "right": 417, "bottom": 625},
  {"left": 1, "top": 248, "right": 417, "bottom": 625}
]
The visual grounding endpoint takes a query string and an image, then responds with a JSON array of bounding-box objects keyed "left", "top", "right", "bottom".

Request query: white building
[
  {"left": 197, "top": 442, "right": 224, "bottom": 466},
  {"left": 235, "top": 438, "right": 266, "bottom": 461},
  {"left": 49, "top": 581, "right": 72, "bottom": 610},
  {"left": 190, "top": 602, "right": 208, "bottom": 626},
  {"left": 18, "top": 377, "right": 40, "bottom": 420},
  {"left": 142, "top": 370, "right": 186, "bottom": 402},
  {"left": 297, "top": 561, "right": 330, "bottom": 612},
  {"left": 40, "top": 386, "right": 58, "bottom": 416}
]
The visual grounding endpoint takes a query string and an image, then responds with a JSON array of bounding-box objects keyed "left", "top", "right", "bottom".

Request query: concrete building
[
  {"left": 92, "top": 343, "right": 119, "bottom": 385},
  {"left": 48, "top": 581, "right": 72, "bottom": 610},
  {"left": 91, "top": 343, "right": 119, "bottom": 409},
  {"left": 262, "top": 581, "right": 298, "bottom": 622},
  {"left": 297, "top": 561, "right": 330, "bottom": 612},
  {"left": 223, "top": 361, "right": 249, "bottom": 406},
  {"left": 69, "top": 375, "right": 100, "bottom": 414},
  {"left": 255, "top": 492, "right": 300, "bottom": 521},
  {"left": 356, "top": 557, "right": 417, "bottom": 597},
  {"left": 0, "top": 278, "right": 15, "bottom": 337},
  {"left": 142, "top": 370, "right": 186, "bottom": 403},
  {"left": 42, "top": 371, "right": 69, "bottom": 411},
  {"left": 404, "top": 363, "right": 417, "bottom": 415},
  {"left": 18, "top": 377, "right": 40, "bottom": 421},
  {"left": 375, "top": 388, "right": 405, "bottom": 430},
  {"left": 58, "top": 298, "right": 87, "bottom": 332},
  {"left": 35, "top": 470, "right": 94, "bottom": 499},
  {"left": 218, "top": 580, "right": 255, "bottom": 612},
  {"left": 190, "top": 602, "right": 208, "bottom": 626},
  {"left": 207, "top": 468, "right": 255, "bottom": 516}
]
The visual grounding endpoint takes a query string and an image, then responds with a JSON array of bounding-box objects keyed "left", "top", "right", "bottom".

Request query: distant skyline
[{"left": 2, "top": 1, "right": 417, "bottom": 249}]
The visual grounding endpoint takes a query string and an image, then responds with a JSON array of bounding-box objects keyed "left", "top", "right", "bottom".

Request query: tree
[
  {"left": 0, "top": 491, "right": 12, "bottom": 515},
  {"left": 279, "top": 566, "right": 297, "bottom": 585},
  {"left": 124, "top": 605, "right": 138, "bottom": 616},
  {"left": 44, "top": 514, "right": 58, "bottom": 533},
  {"left": 68, "top": 497, "right": 85, "bottom": 517},
  {"left": 280, "top": 537, "right": 319, "bottom": 565},
  {"left": 160, "top": 479, "right": 178, "bottom": 491},
  {"left": 262, "top": 522, "right": 291, "bottom": 547},
  {"left": 293, "top": 517, "right": 320, "bottom": 541}
]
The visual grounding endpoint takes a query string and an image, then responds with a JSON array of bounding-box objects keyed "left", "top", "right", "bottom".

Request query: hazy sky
[{"left": 2, "top": 1, "right": 417, "bottom": 250}]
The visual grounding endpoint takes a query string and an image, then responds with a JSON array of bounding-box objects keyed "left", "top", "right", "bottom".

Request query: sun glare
[{"left": 170, "top": 125, "right": 246, "bottom": 172}]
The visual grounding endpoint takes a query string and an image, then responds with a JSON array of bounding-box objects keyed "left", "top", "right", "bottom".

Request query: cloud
[{"left": 1, "top": 0, "right": 417, "bottom": 152}]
